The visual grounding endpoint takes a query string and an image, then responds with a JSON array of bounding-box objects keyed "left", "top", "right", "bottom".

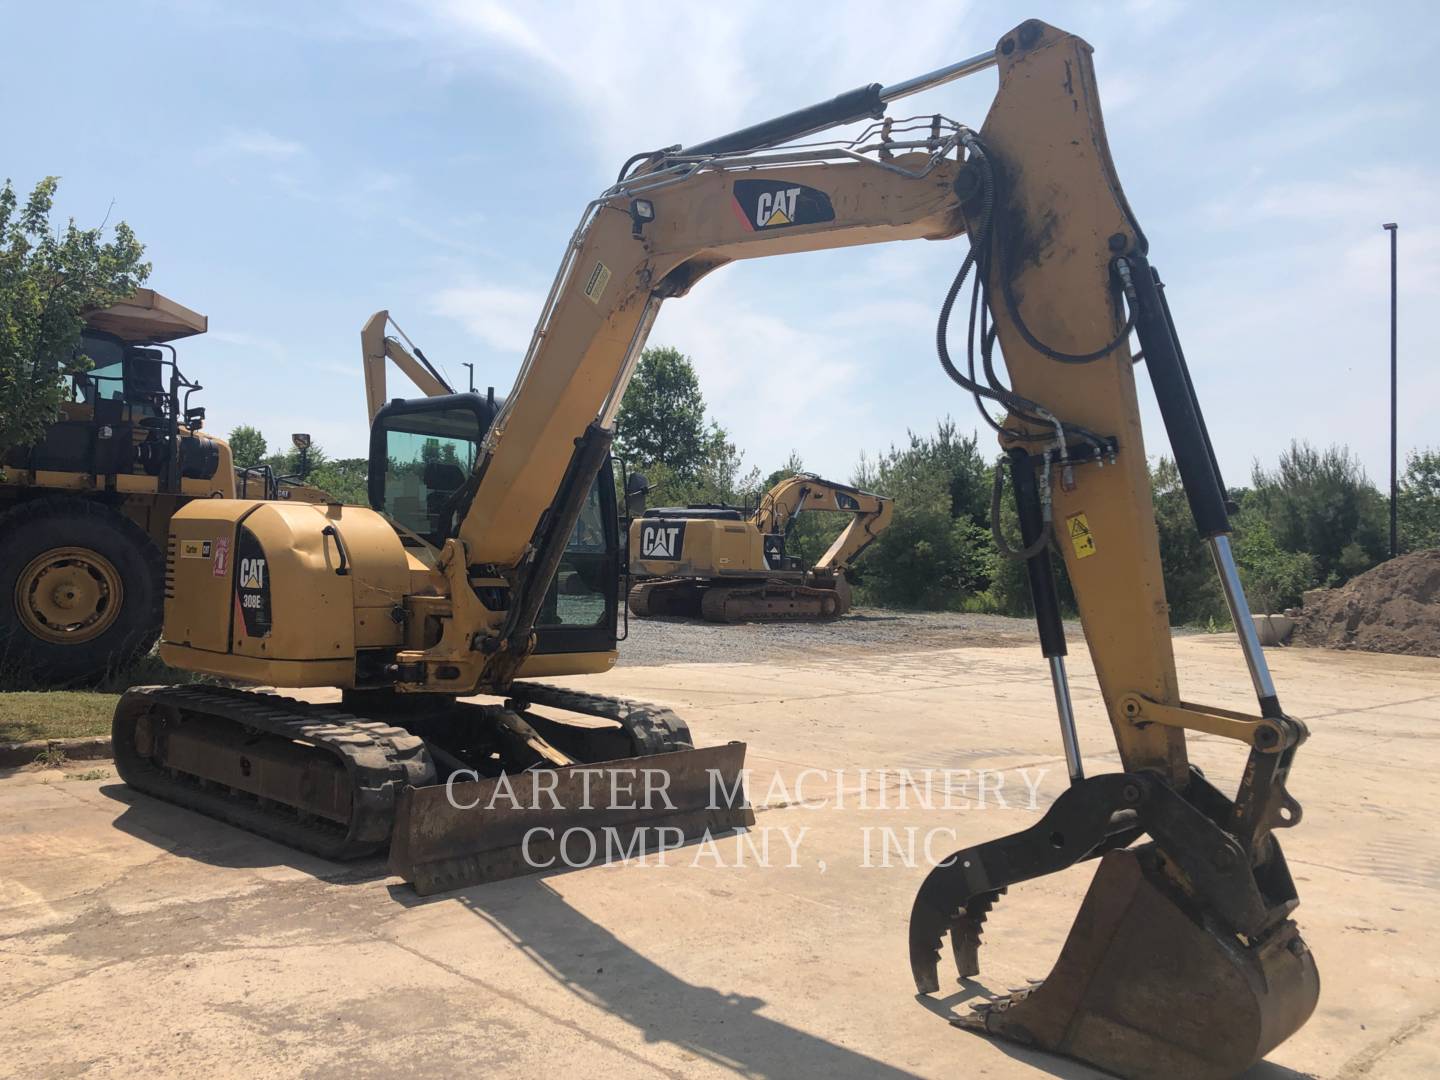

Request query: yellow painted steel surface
[
  {"left": 630, "top": 518, "right": 764, "bottom": 579},
  {"left": 977, "top": 26, "right": 1186, "bottom": 780}
]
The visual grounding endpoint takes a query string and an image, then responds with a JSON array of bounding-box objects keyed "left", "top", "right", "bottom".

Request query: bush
[
  {"left": 1399, "top": 448, "right": 1440, "bottom": 552},
  {"left": 1231, "top": 507, "right": 1316, "bottom": 614},
  {"left": 849, "top": 421, "right": 995, "bottom": 610},
  {"left": 1249, "top": 441, "right": 1387, "bottom": 585},
  {"left": 1151, "top": 458, "right": 1227, "bottom": 625}
]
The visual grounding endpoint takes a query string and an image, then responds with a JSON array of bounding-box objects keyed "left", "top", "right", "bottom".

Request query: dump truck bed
[{"left": 84, "top": 288, "right": 208, "bottom": 342}]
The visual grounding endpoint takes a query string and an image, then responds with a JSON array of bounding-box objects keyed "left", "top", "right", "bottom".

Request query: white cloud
[
  {"left": 649, "top": 272, "right": 871, "bottom": 478},
  {"left": 371, "top": 2, "right": 1437, "bottom": 486},
  {"left": 199, "top": 128, "right": 305, "bottom": 163},
  {"left": 431, "top": 283, "right": 545, "bottom": 353},
  {"left": 387, "top": 0, "right": 986, "bottom": 172}
]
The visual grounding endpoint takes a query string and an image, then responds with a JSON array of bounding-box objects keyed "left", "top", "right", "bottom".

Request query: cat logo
[
  {"left": 239, "top": 556, "right": 267, "bottom": 590},
  {"left": 755, "top": 186, "right": 799, "bottom": 228},
  {"left": 639, "top": 521, "right": 685, "bottom": 560},
  {"left": 732, "top": 179, "right": 835, "bottom": 232}
]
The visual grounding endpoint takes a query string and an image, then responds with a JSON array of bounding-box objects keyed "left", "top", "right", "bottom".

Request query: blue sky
[{"left": 5, "top": 1, "right": 1437, "bottom": 488}]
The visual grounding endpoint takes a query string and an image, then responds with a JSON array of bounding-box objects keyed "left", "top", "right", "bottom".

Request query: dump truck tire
[{"left": 0, "top": 497, "right": 165, "bottom": 686}]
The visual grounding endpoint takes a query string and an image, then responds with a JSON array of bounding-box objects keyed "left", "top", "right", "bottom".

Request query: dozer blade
[
  {"left": 958, "top": 848, "right": 1319, "bottom": 1079},
  {"left": 390, "top": 742, "right": 752, "bottom": 895}
]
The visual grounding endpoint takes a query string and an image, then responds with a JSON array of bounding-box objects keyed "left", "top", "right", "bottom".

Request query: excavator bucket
[
  {"left": 390, "top": 742, "right": 752, "bottom": 895},
  {"left": 910, "top": 772, "right": 1319, "bottom": 1077},
  {"left": 956, "top": 848, "right": 1319, "bottom": 1079}
]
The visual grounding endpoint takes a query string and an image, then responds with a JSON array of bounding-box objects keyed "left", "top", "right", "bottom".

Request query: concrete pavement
[{"left": 2, "top": 636, "right": 1438, "bottom": 1078}]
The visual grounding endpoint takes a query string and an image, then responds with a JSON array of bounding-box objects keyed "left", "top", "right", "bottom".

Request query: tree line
[
  {"left": 612, "top": 346, "right": 1440, "bottom": 626},
  {"left": 226, "top": 425, "right": 369, "bottom": 506}
]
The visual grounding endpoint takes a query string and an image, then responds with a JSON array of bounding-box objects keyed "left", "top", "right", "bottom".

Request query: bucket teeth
[{"left": 950, "top": 888, "right": 1005, "bottom": 978}]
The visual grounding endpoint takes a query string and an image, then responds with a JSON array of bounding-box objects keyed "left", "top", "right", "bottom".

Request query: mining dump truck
[{"left": 0, "top": 290, "right": 241, "bottom": 683}]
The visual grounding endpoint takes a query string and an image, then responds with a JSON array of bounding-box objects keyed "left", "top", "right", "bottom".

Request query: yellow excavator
[
  {"left": 627, "top": 472, "right": 891, "bottom": 621},
  {"left": 113, "top": 19, "right": 1317, "bottom": 1075}
]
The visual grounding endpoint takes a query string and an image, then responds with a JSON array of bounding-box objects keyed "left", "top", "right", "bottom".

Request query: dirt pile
[{"left": 1290, "top": 550, "right": 1440, "bottom": 656}]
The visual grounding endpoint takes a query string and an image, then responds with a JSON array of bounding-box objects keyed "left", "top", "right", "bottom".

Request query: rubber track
[
  {"left": 113, "top": 685, "right": 434, "bottom": 860},
  {"left": 508, "top": 681, "right": 694, "bottom": 755},
  {"left": 627, "top": 580, "right": 657, "bottom": 617},
  {"left": 626, "top": 578, "right": 700, "bottom": 619}
]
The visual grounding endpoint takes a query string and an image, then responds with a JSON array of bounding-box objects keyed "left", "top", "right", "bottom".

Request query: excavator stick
[{"left": 885, "top": 20, "right": 1322, "bottom": 1072}]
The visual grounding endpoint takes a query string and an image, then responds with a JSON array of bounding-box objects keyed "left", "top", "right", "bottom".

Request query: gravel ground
[{"left": 615, "top": 607, "right": 1057, "bottom": 666}]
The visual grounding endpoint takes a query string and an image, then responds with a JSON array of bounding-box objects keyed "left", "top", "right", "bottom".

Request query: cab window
[
  {"left": 539, "top": 480, "right": 609, "bottom": 629},
  {"left": 378, "top": 409, "right": 480, "bottom": 544},
  {"left": 72, "top": 335, "right": 126, "bottom": 404}
]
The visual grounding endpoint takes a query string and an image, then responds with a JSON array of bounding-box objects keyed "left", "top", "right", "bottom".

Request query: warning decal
[
  {"left": 583, "top": 260, "right": 612, "bottom": 304},
  {"left": 211, "top": 537, "right": 230, "bottom": 577},
  {"left": 1066, "top": 513, "right": 1097, "bottom": 559}
]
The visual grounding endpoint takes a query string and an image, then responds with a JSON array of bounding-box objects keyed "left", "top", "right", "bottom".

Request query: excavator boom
[{"left": 361, "top": 310, "right": 454, "bottom": 422}]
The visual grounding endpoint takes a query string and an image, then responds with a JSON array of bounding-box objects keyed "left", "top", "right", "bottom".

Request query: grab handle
[{"left": 321, "top": 524, "right": 350, "bottom": 576}]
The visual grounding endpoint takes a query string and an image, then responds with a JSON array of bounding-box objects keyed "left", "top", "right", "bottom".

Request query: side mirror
[{"left": 624, "top": 472, "right": 649, "bottom": 517}]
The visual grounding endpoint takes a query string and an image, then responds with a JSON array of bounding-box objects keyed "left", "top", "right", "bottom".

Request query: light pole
[
  {"left": 1383, "top": 223, "right": 1398, "bottom": 557},
  {"left": 462, "top": 362, "right": 476, "bottom": 393}
]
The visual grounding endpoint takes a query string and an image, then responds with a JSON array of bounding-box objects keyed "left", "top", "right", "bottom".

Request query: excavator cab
[{"left": 366, "top": 391, "right": 621, "bottom": 658}]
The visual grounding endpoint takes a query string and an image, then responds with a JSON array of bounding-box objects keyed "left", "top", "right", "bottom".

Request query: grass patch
[
  {"left": 1, "top": 691, "right": 117, "bottom": 743},
  {"left": 0, "top": 647, "right": 205, "bottom": 743},
  {"left": 68, "top": 767, "right": 111, "bottom": 781},
  {"left": 0, "top": 646, "right": 201, "bottom": 694}
]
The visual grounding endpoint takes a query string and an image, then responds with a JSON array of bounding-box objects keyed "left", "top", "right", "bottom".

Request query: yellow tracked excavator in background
[
  {"left": 627, "top": 472, "right": 892, "bottom": 621},
  {"left": 113, "top": 19, "right": 1318, "bottom": 1075}
]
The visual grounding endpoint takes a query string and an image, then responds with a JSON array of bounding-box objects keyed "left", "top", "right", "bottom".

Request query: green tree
[
  {"left": 227, "top": 424, "right": 267, "bottom": 468},
  {"left": 695, "top": 421, "right": 761, "bottom": 506},
  {"left": 1151, "top": 457, "right": 1227, "bottom": 625},
  {"left": 260, "top": 439, "right": 369, "bottom": 504},
  {"left": 763, "top": 450, "right": 806, "bottom": 493},
  {"left": 1249, "top": 441, "right": 1387, "bottom": 585},
  {"left": 310, "top": 457, "right": 369, "bottom": 506},
  {"left": 262, "top": 440, "right": 327, "bottom": 480},
  {"left": 1230, "top": 507, "right": 1316, "bottom": 614},
  {"left": 0, "top": 177, "right": 150, "bottom": 455},
  {"left": 615, "top": 345, "right": 710, "bottom": 478},
  {"left": 849, "top": 421, "right": 995, "bottom": 610},
  {"left": 1398, "top": 448, "right": 1440, "bottom": 552}
]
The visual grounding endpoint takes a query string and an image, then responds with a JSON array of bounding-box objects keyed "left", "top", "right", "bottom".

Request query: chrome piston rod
[
  {"left": 879, "top": 49, "right": 999, "bottom": 105},
  {"left": 1048, "top": 656, "right": 1084, "bottom": 783},
  {"left": 1208, "top": 533, "right": 1280, "bottom": 706}
]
